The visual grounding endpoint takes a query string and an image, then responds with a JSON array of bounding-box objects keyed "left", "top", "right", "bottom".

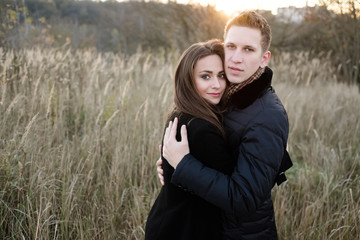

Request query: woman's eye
[
  {"left": 201, "top": 75, "right": 210, "bottom": 80},
  {"left": 218, "top": 74, "right": 226, "bottom": 79}
]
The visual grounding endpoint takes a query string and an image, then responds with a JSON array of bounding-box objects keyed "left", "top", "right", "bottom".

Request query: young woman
[{"left": 145, "top": 39, "right": 236, "bottom": 240}]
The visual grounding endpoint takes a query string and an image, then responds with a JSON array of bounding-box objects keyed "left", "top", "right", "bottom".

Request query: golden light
[
  {"left": 214, "top": 1, "right": 241, "bottom": 16},
  {"left": 195, "top": 0, "right": 259, "bottom": 16},
  {"left": 176, "top": 0, "right": 245, "bottom": 16},
  {"left": 178, "top": 0, "right": 321, "bottom": 16}
]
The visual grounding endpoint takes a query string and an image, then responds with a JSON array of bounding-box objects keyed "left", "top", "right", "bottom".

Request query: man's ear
[{"left": 260, "top": 51, "right": 271, "bottom": 68}]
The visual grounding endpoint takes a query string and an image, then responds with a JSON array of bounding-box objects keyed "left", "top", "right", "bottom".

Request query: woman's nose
[{"left": 212, "top": 78, "right": 221, "bottom": 88}]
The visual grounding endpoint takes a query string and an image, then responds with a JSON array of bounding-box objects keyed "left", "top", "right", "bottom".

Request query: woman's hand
[
  {"left": 156, "top": 157, "right": 164, "bottom": 186},
  {"left": 162, "top": 118, "right": 190, "bottom": 169}
]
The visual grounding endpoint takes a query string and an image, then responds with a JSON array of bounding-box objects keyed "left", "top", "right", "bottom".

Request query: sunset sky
[{"left": 176, "top": 0, "right": 320, "bottom": 15}]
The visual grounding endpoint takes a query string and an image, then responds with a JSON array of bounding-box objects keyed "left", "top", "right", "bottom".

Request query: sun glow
[
  {"left": 213, "top": 1, "right": 261, "bottom": 16},
  {"left": 177, "top": 0, "right": 320, "bottom": 16},
  {"left": 178, "top": 0, "right": 255, "bottom": 16}
]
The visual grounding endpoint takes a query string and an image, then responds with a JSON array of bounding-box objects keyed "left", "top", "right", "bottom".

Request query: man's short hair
[{"left": 224, "top": 11, "right": 272, "bottom": 52}]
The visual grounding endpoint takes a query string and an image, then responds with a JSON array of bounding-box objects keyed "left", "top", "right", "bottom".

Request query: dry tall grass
[{"left": 0, "top": 48, "right": 359, "bottom": 239}]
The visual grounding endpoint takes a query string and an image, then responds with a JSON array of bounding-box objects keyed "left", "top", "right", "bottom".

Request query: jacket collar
[{"left": 227, "top": 66, "right": 273, "bottom": 110}]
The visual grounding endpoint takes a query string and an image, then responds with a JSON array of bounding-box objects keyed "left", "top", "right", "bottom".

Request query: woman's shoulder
[
  {"left": 177, "top": 114, "right": 214, "bottom": 131},
  {"left": 175, "top": 114, "right": 223, "bottom": 144}
]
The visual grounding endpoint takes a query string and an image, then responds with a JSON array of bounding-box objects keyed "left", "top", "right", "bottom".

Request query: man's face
[{"left": 224, "top": 26, "right": 270, "bottom": 84}]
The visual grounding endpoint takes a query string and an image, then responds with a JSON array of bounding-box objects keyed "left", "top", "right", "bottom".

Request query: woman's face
[{"left": 194, "top": 54, "right": 226, "bottom": 105}]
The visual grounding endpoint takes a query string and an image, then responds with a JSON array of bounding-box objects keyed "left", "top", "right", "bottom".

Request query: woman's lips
[{"left": 208, "top": 93, "right": 221, "bottom": 98}]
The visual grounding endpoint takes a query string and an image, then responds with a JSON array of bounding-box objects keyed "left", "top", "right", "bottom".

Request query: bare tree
[{"left": 318, "top": 0, "right": 360, "bottom": 84}]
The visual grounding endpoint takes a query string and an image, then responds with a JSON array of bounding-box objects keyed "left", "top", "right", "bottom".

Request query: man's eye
[{"left": 226, "top": 45, "right": 235, "bottom": 49}]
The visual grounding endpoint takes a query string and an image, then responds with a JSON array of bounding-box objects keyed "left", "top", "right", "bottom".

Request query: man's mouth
[{"left": 228, "top": 66, "right": 243, "bottom": 73}]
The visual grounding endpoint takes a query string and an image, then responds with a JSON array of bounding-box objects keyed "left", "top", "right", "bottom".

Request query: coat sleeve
[{"left": 171, "top": 115, "right": 287, "bottom": 217}]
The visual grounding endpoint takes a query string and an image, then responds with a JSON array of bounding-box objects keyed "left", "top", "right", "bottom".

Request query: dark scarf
[
  {"left": 227, "top": 66, "right": 273, "bottom": 109},
  {"left": 226, "top": 67, "right": 265, "bottom": 100}
]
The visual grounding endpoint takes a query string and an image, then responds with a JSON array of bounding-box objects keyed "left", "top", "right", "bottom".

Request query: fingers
[
  {"left": 156, "top": 158, "right": 162, "bottom": 167},
  {"left": 157, "top": 166, "right": 164, "bottom": 186},
  {"left": 180, "top": 124, "right": 188, "bottom": 144},
  {"left": 169, "top": 117, "right": 178, "bottom": 141},
  {"left": 162, "top": 117, "right": 189, "bottom": 170},
  {"left": 156, "top": 158, "right": 164, "bottom": 186},
  {"left": 163, "top": 117, "right": 178, "bottom": 143},
  {"left": 163, "top": 120, "right": 172, "bottom": 142},
  {"left": 158, "top": 173, "right": 164, "bottom": 186}
]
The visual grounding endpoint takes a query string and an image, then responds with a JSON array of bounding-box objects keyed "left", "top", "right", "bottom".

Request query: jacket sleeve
[{"left": 171, "top": 115, "right": 287, "bottom": 217}]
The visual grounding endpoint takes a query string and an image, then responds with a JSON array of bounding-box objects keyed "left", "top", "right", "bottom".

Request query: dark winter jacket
[
  {"left": 171, "top": 67, "right": 292, "bottom": 239},
  {"left": 145, "top": 114, "right": 236, "bottom": 240}
]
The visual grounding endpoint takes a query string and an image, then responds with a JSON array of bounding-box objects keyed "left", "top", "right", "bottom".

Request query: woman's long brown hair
[{"left": 167, "top": 39, "right": 228, "bottom": 138}]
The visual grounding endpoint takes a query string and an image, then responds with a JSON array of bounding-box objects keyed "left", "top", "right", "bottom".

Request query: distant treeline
[
  {"left": 1, "top": 0, "right": 229, "bottom": 53},
  {"left": 0, "top": 0, "right": 359, "bottom": 85}
]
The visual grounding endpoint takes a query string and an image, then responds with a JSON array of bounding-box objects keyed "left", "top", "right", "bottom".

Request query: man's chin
[{"left": 228, "top": 77, "right": 245, "bottom": 84}]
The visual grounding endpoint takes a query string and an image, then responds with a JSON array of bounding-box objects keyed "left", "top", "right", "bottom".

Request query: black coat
[
  {"left": 145, "top": 114, "right": 236, "bottom": 240},
  {"left": 171, "top": 67, "right": 291, "bottom": 239}
]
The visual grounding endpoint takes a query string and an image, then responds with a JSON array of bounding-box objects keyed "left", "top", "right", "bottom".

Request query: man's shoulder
[
  {"left": 226, "top": 89, "right": 276, "bottom": 119},
  {"left": 225, "top": 90, "right": 288, "bottom": 129},
  {"left": 260, "top": 89, "right": 287, "bottom": 117},
  {"left": 253, "top": 91, "right": 289, "bottom": 136}
]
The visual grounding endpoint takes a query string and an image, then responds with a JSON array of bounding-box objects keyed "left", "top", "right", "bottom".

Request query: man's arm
[{"left": 163, "top": 117, "right": 286, "bottom": 217}]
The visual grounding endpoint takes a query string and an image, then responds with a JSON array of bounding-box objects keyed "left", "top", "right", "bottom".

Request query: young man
[{"left": 161, "top": 11, "right": 292, "bottom": 239}]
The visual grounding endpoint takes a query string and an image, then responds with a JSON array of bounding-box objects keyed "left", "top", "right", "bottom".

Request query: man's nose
[{"left": 231, "top": 49, "right": 243, "bottom": 63}]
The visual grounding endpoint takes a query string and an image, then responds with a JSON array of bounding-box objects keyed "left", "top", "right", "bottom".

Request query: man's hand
[
  {"left": 156, "top": 157, "right": 164, "bottom": 186},
  {"left": 162, "top": 117, "right": 190, "bottom": 169}
]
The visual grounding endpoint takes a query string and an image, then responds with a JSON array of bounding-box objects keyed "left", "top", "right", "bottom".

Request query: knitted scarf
[{"left": 225, "top": 67, "right": 265, "bottom": 101}]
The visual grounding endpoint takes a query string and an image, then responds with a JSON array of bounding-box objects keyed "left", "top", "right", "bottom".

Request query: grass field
[{"left": 0, "top": 47, "right": 359, "bottom": 239}]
